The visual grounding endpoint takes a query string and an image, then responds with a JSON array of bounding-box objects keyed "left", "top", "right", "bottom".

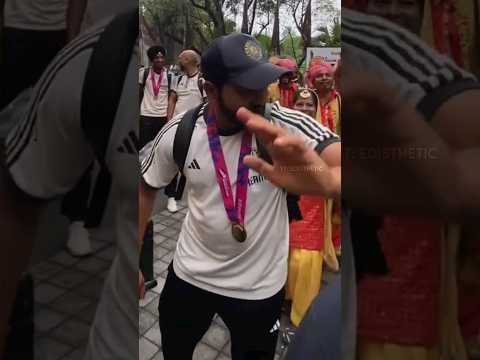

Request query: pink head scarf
[{"left": 276, "top": 58, "right": 298, "bottom": 72}]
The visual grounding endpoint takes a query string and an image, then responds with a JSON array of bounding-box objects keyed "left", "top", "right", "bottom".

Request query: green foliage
[
  {"left": 280, "top": 29, "right": 303, "bottom": 63},
  {"left": 256, "top": 33, "right": 273, "bottom": 53}
]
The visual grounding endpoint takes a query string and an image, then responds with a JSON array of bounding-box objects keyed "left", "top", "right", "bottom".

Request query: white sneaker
[
  {"left": 66, "top": 221, "right": 92, "bottom": 257},
  {"left": 167, "top": 197, "right": 178, "bottom": 213}
]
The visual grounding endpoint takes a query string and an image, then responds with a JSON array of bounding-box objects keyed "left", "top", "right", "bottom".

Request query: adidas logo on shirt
[
  {"left": 188, "top": 159, "right": 201, "bottom": 170},
  {"left": 117, "top": 131, "right": 139, "bottom": 155},
  {"left": 269, "top": 319, "right": 280, "bottom": 333}
]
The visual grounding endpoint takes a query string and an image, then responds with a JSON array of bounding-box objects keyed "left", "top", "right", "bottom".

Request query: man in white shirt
[
  {"left": 167, "top": 49, "right": 204, "bottom": 120},
  {"left": 139, "top": 33, "right": 341, "bottom": 360},
  {"left": 139, "top": 45, "right": 180, "bottom": 214},
  {"left": 164, "top": 49, "right": 204, "bottom": 209},
  {"left": 139, "top": 45, "right": 170, "bottom": 139}
]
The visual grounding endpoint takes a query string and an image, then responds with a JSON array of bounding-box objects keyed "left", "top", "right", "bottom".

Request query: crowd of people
[
  {"left": 139, "top": 32, "right": 341, "bottom": 359},
  {"left": 1, "top": 0, "right": 480, "bottom": 359},
  {"left": 138, "top": 39, "right": 343, "bottom": 335}
]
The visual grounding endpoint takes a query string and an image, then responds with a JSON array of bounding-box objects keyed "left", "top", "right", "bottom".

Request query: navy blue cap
[{"left": 201, "top": 33, "right": 288, "bottom": 90}]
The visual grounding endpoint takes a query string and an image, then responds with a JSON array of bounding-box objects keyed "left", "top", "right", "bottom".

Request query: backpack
[{"left": 81, "top": 6, "right": 138, "bottom": 228}]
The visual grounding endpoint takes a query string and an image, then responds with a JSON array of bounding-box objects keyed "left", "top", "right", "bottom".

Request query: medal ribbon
[
  {"left": 205, "top": 109, "right": 252, "bottom": 228},
  {"left": 151, "top": 69, "right": 163, "bottom": 97}
]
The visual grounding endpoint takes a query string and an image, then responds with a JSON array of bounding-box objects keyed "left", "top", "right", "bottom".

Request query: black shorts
[
  {"left": 159, "top": 264, "right": 285, "bottom": 360},
  {"left": 139, "top": 115, "right": 167, "bottom": 149}
]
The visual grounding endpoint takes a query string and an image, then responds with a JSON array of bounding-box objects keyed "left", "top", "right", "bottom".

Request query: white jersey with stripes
[
  {"left": 141, "top": 102, "right": 339, "bottom": 299},
  {"left": 4, "top": 24, "right": 138, "bottom": 360},
  {"left": 342, "top": 8, "right": 478, "bottom": 120}
]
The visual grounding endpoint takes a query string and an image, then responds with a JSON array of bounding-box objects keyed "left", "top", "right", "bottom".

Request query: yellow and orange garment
[
  {"left": 286, "top": 92, "right": 342, "bottom": 326},
  {"left": 316, "top": 90, "right": 341, "bottom": 135},
  {"left": 421, "top": 0, "right": 479, "bottom": 73},
  {"left": 287, "top": 196, "right": 328, "bottom": 327}
]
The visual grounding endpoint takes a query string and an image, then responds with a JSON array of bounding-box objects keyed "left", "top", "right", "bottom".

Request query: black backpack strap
[
  {"left": 139, "top": 67, "right": 149, "bottom": 105},
  {"left": 167, "top": 72, "right": 172, "bottom": 92},
  {"left": 143, "top": 67, "right": 150, "bottom": 85},
  {"left": 198, "top": 74, "right": 206, "bottom": 101},
  {"left": 173, "top": 104, "right": 203, "bottom": 173},
  {"left": 176, "top": 74, "right": 184, "bottom": 90},
  {"left": 81, "top": 7, "right": 138, "bottom": 228}
]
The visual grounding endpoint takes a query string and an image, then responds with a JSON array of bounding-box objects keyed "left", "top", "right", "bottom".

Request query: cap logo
[{"left": 244, "top": 40, "right": 263, "bottom": 61}]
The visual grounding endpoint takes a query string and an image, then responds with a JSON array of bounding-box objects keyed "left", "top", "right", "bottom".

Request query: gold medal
[{"left": 232, "top": 223, "right": 247, "bottom": 243}]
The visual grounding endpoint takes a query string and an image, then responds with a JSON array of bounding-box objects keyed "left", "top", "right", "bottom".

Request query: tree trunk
[
  {"left": 241, "top": 0, "right": 250, "bottom": 33},
  {"left": 248, "top": 0, "right": 258, "bottom": 34},
  {"left": 302, "top": 0, "right": 312, "bottom": 48},
  {"left": 184, "top": 3, "right": 193, "bottom": 48},
  {"left": 299, "top": 0, "right": 311, "bottom": 68},
  {"left": 211, "top": 0, "right": 227, "bottom": 36},
  {"left": 271, "top": 0, "right": 281, "bottom": 54}
]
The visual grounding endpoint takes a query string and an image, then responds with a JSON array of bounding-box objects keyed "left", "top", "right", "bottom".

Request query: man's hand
[
  {"left": 236, "top": 107, "right": 340, "bottom": 198},
  {"left": 338, "top": 66, "right": 480, "bottom": 219}
]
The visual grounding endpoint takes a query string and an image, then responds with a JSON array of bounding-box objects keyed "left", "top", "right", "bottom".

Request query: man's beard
[
  {"left": 316, "top": 82, "right": 333, "bottom": 93},
  {"left": 217, "top": 94, "right": 266, "bottom": 129}
]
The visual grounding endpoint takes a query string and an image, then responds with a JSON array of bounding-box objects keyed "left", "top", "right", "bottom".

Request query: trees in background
[
  {"left": 140, "top": 0, "right": 339, "bottom": 63},
  {"left": 315, "top": 16, "right": 340, "bottom": 47}
]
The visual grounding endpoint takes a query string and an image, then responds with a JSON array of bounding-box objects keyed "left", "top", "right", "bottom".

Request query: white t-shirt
[
  {"left": 139, "top": 67, "right": 170, "bottom": 118},
  {"left": 141, "top": 102, "right": 340, "bottom": 300},
  {"left": 5, "top": 26, "right": 138, "bottom": 360},
  {"left": 4, "top": 0, "right": 68, "bottom": 30},
  {"left": 171, "top": 72, "right": 203, "bottom": 117}
]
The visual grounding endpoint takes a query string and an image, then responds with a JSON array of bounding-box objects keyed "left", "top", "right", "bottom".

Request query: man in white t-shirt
[
  {"left": 139, "top": 33, "right": 341, "bottom": 360},
  {"left": 167, "top": 49, "right": 204, "bottom": 120},
  {"left": 164, "top": 49, "right": 204, "bottom": 209},
  {"left": 139, "top": 45, "right": 171, "bottom": 147},
  {"left": 140, "top": 45, "right": 180, "bottom": 213}
]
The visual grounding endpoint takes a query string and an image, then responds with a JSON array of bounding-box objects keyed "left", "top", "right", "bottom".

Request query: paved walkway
[
  {"left": 138, "top": 204, "right": 289, "bottom": 360},
  {"left": 30, "top": 197, "right": 294, "bottom": 360},
  {"left": 32, "top": 238, "right": 114, "bottom": 360}
]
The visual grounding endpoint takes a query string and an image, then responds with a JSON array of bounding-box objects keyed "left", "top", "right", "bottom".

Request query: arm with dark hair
[{"left": 341, "top": 74, "right": 480, "bottom": 221}]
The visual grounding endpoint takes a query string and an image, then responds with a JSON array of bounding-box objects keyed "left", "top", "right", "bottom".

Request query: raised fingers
[{"left": 236, "top": 107, "right": 286, "bottom": 144}]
